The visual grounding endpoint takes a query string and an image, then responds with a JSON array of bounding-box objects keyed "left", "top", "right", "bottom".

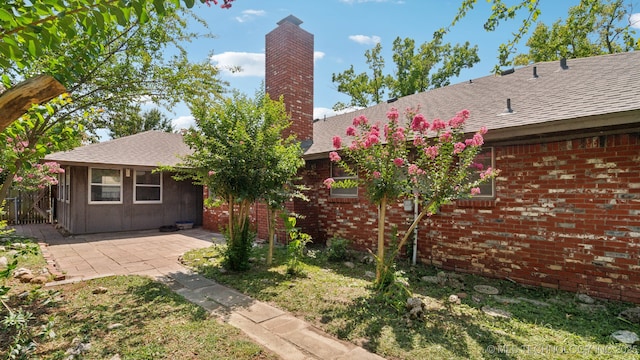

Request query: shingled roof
[
  {"left": 45, "top": 130, "right": 192, "bottom": 167},
  {"left": 307, "top": 51, "right": 640, "bottom": 158}
]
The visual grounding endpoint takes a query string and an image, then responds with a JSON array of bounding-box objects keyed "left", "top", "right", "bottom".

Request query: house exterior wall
[
  {"left": 303, "top": 132, "right": 640, "bottom": 303},
  {"left": 56, "top": 166, "right": 202, "bottom": 234}
]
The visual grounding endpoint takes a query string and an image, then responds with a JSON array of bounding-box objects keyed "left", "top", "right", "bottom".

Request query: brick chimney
[{"left": 265, "top": 15, "right": 314, "bottom": 148}]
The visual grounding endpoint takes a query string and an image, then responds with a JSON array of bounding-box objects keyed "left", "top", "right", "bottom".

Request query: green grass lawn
[
  {"left": 1, "top": 233, "right": 277, "bottom": 360},
  {"left": 182, "top": 242, "right": 640, "bottom": 360}
]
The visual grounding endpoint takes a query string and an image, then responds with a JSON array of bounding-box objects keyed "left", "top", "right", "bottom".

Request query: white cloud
[
  {"left": 210, "top": 52, "right": 265, "bottom": 77},
  {"left": 172, "top": 115, "right": 196, "bottom": 130},
  {"left": 314, "top": 51, "right": 325, "bottom": 62},
  {"left": 235, "top": 9, "right": 266, "bottom": 23},
  {"left": 348, "top": 35, "right": 381, "bottom": 45},
  {"left": 313, "top": 106, "right": 362, "bottom": 120},
  {"left": 630, "top": 13, "right": 640, "bottom": 29}
]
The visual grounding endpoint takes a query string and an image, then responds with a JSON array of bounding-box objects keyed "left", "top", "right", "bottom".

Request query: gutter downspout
[{"left": 412, "top": 194, "right": 418, "bottom": 265}]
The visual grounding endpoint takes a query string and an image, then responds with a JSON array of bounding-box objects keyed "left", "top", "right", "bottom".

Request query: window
[
  {"left": 65, "top": 170, "right": 70, "bottom": 203},
  {"left": 134, "top": 170, "right": 162, "bottom": 203},
  {"left": 89, "top": 168, "right": 122, "bottom": 203},
  {"left": 330, "top": 163, "right": 358, "bottom": 198},
  {"left": 471, "top": 147, "right": 495, "bottom": 198}
]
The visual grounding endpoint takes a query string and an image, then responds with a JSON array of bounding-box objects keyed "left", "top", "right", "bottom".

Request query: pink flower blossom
[
  {"left": 6, "top": 138, "right": 12, "bottom": 143},
  {"left": 14, "top": 176, "right": 23, "bottom": 182},
  {"left": 424, "top": 146, "right": 439, "bottom": 159},
  {"left": 439, "top": 131, "right": 452, "bottom": 142},
  {"left": 408, "top": 164, "right": 419, "bottom": 175},
  {"left": 208, "top": 170, "right": 215, "bottom": 176},
  {"left": 383, "top": 124, "right": 390, "bottom": 138},
  {"left": 479, "top": 126, "right": 488, "bottom": 135},
  {"left": 329, "top": 151, "right": 341, "bottom": 162},
  {"left": 349, "top": 141, "right": 359, "bottom": 150},
  {"left": 386, "top": 108, "right": 399, "bottom": 123},
  {"left": 472, "top": 133, "right": 484, "bottom": 146},
  {"left": 480, "top": 167, "right": 494, "bottom": 180},
  {"left": 391, "top": 128, "right": 405, "bottom": 143},
  {"left": 448, "top": 114, "right": 465, "bottom": 128},
  {"left": 364, "top": 134, "right": 379, "bottom": 148},
  {"left": 332, "top": 136, "right": 342, "bottom": 149},
  {"left": 413, "top": 136, "right": 425, "bottom": 146},
  {"left": 346, "top": 126, "right": 357, "bottom": 136},
  {"left": 471, "top": 162, "right": 484, "bottom": 170},
  {"left": 393, "top": 158, "right": 404, "bottom": 167},
  {"left": 453, "top": 142, "right": 466, "bottom": 154},
  {"left": 373, "top": 171, "right": 381, "bottom": 179},
  {"left": 470, "top": 187, "right": 481, "bottom": 196},
  {"left": 430, "top": 118, "right": 446, "bottom": 131},
  {"left": 323, "top": 178, "right": 335, "bottom": 189},
  {"left": 352, "top": 115, "right": 368, "bottom": 127},
  {"left": 410, "top": 114, "right": 429, "bottom": 132}
]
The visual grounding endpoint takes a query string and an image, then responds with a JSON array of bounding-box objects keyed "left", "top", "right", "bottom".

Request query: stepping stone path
[
  {"left": 474, "top": 285, "right": 499, "bottom": 295},
  {"left": 611, "top": 330, "right": 639, "bottom": 345},
  {"left": 481, "top": 306, "right": 512, "bottom": 319}
]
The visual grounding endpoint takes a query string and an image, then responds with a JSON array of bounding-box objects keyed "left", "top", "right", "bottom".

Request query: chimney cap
[{"left": 277, "top": 15, "right": 303, "bottom": 26}]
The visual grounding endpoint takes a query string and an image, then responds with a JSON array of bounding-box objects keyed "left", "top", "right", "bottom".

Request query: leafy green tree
[
  {"left": 513, "top": 0, "right": 639, "bottom": 65},
  {"left": 327, "top": 107, "right": 498, "bottom": 287},
  {"left": 175, "top": 90, "right": 304, "bottom": 271},
  {"left": 331, "top": 37, "right": 479, "bottom": 110},
  {"left": 446, "top": 0, "right": 638, "bottom": 71},
  {"left": 109, "top": 108, "right": 174, "bottom": 139}
]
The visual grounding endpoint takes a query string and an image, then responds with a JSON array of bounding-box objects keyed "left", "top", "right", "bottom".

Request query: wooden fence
[{"left": 1, "top": 188, "right": 52, "bottom": 225}]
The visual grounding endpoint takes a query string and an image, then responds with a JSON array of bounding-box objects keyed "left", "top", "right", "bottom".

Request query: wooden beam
[{"left": 0, "top": 74, "right": 67, "bottom": 132}]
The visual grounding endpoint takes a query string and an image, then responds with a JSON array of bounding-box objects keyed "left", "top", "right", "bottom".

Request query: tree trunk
[
  {"left": 375, "top": 195, "right": 387, "bottom": 283},
  {"left": 267, "top": 206, "right": 277, "bottom": 265},
  {"left": 0, "top": 75, "right": 66, "bottom": 132}
]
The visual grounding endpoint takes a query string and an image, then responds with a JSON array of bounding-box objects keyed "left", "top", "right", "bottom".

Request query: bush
[
  {"left": 222, "top": 220, "right": 255, "bottom": 271},
  {"left": 326, "top": 237, "right": 350, "bottom": 261}
]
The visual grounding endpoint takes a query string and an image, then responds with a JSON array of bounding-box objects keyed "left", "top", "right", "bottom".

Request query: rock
[
  {"left": 364, "top": 271, "right": 375, "bottom": 279},
  {"left": 343, "top": 261, "right": 355, "bottom": 269},
  {"left": 576, "top": 293, "right": 595, "bottom": 304},
  {"left": 612, "top": 330, "right": 639, "bottom": 345},
  {"left": 482, "top": 306, "right": 512, "bottom": 319},
  {"left": 107, "top": 323, "right": 124, "bottom": 330},
  {"left": 11, "top": 242, "right": 27, "bottom": 249},
  {"left": 474, "top": 285, "right": 500, "bottom": 295},
  {"left": 472, "top": 295, "right": 483, "bottom": 303},
  {"left": 92, "top": 287, "right": 108, "bottom": 294},
  {"left": 448, "top": 294, "right": 461, "bottom": 305},
  {"left": 7, "top": 250, "right": 18, "bottom": 256},
  {"left": 619, "top": 307, "right": 640, "bottom": 324},
  {"left": 66, "top": 341, "right": 91, "bottom": 356},
  {"left": 248, "top": 257, "right": 257, "bottom": 263},
  {"left": 406, "top": 297, "right": 426, "bottom": 320},
  {"left": 0, "top": 256, "right": 7, "bottom": 269},
  {"left": 0, "top": 245, "right": 5, "bottom": 251},
  {"left": 456, "top": 292, "right": 468, "bottom": 300},
  {"left": 436, "top": 271, "right": 448, "bottom": 285},
  {"left": 421, "top": 275, "right": 439, "bottom": 284},
  {"left": 30, "top": 275, "right": 48, "bottom": 284},
  {"left": 577, "top": 303, "right": 606, "bottom": 313},
  {"left": 19, "top": 273, "right": 34, "bottom": 283},
  {"left": 493, "top": 296, "right": 521, "bottom": 305},
  {"left": 13, "top": 267, "right": 32, "bottom": 278},
  {"left": 360, "top": 255, "right": 374, "bottom": 264},
  {"left": 218, "top": 268, "right": 227, "bottom": 274},
  {"left": 448, "top": 277, "right": 465, "bottom": 290},
  {"left": 109, "top": 355, "right": 121, "bottom": 360}
]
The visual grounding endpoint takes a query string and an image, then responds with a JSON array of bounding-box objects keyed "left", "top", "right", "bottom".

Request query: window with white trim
[
  {"left": 330, "top": 163, "right": 358, "bottom": 198},
  {"left": 471, "top": 147, "right": 495, "bottom": 198},
  {"left": 65, "top": 170, "right": 70, "bottom": 203},
  {"left": 134, "top": 170, "right": 162, "bottom": 203},
  {"left": 89, "top": 168, "right": 122, "bottom": 203}
]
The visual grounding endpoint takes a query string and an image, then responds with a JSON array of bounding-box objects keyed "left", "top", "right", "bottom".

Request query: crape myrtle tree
[
  {"left": 326, "top": 106, "right": 498, "bottom": 288},
  {"left": 0, "top": 0, "right": 236, "bottom": 130},
  {"left": 173, "top": 90, "right": 305, "bottom": 271},
  {"left": 0, "top": 2, "right": 231, "bottom": 203}
]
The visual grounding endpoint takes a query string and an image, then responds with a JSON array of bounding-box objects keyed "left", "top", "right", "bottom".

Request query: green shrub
[
  {"left": 222, "top": 220, "right": 255, "bottom": 271},
  {"left": 326, "top": 237, "right": 350, "bottom": 261}
]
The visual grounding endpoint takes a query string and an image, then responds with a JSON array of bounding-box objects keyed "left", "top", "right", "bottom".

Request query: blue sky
[{"left": 165, "top": 0, "right": 640, "bottom": 130}]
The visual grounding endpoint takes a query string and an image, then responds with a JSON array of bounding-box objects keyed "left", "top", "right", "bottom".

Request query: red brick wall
[
  {"left": 265, "top": 18, "right": 314, "bottom": 142},
  {"left": 305, "top": 133, "right": 640, "bottom": 303}
]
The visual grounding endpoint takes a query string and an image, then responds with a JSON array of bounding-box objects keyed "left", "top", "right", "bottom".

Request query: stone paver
[{"left": 12, "top": 224, "right": 386, "bottom": 360}]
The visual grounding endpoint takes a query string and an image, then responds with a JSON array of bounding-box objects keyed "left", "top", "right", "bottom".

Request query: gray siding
[{"left": 56, "top": 165, "right": 202, "bottom": 234}]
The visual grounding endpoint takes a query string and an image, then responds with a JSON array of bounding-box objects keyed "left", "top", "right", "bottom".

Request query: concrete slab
[
  {"left": 228, "top": 312, "right": 312, "bottom": 360},
  {"left": 262, "top": 314, "right": 310, "bottom": 335},
  {"left": 286, "top": 326, "right": 356, "bottom": 360},
  {"left": 235, "top": 301, "right": 286, "bottom": 323},
  {"left": 194, "top": 283, "right": 254, "bottom": 308}
]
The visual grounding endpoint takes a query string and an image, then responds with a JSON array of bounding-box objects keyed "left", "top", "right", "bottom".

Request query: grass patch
[
  {"left": 1, "top": 246, "right": 278, "bottom": 360},
  {"left": 182, "top": 243, "right": 640, "bottom": 360}
]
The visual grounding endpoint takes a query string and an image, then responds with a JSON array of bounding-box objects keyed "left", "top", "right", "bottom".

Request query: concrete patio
[{"left": 11, "top": 224, "right": 385, "bottom": 360}]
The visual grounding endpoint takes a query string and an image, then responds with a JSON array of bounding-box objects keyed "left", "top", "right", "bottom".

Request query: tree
[
  {"left": 331, "top": 37, "right": 479, "bottom": 110},
  {"left": 446, "top": 0, "right": 638, "bottom": 71},
  {"left": 0, "top": 0, "right": 236, "bottom": 131},
  {"left": 175, "top": 90, "right": 304, "bottom": 271},
  {"left": 513, "top": 0, "right": 639, "bottom": 65},
  {"left": 327, "top": 107, "right": 498, "bottom": 287},
  {"left": 109, "top": 108, "right": 174, "bottom": 139}
]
